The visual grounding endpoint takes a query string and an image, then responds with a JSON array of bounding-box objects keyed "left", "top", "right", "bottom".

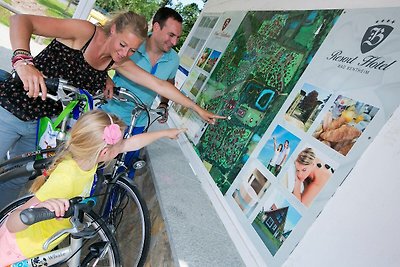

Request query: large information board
[{"left": 172, "top": 7, "right": 400, "bottom": 266}]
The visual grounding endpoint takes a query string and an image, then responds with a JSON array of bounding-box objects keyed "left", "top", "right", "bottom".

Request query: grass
[
  {"left": 0, "top": 0, "right": 13, "bottom": 26},
  {"left": 0, "top": 0, "right": 76, "bottom": 45},
  {"left": 0, "top": 0, "right": 75, "bottom": 28},
  {"left": 0, "top": 9, "right": 11, "bottom": 26},
  {"left": 37, "top": 0, "right": 75, "bottom": 18}
]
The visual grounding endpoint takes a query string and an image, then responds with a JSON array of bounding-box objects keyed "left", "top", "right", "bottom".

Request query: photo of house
[{"left": 252, "top": 189, "right": 301, "bottom": 256}]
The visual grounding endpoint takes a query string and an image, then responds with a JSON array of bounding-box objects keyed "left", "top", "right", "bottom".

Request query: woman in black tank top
[
  {"left": 0, "top": 11, "right": 223, "bottom": 208},
  {"left": 5, "top": 11, "right": 221, "bottom": 124}
]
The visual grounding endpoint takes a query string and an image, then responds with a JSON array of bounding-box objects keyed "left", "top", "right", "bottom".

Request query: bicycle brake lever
[
  {"left": 43, "top": 225, "right": 81, "bottom": 250},
  {"left": 42, "top": 212, "right": 92, "bottom": 250},
  {"left": 37, "top": 87, "right": 72, "bottom": 103},
  {"left": 112, "top": 95, "right": 127, "bottom": 102},
  {"left": 38, "top": 92, "right": 58, "bottom": 102}
]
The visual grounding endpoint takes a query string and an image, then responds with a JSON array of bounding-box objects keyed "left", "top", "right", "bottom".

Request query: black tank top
[{"left": 0, "top": 26, "right": 113, "bottom": 121}]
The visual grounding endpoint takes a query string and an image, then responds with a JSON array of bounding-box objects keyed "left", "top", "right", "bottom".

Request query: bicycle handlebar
[
  {"left": 0, "top": 148, "right": 57, "bottom": 169},
  {"left": 0, "top": 157, "right": 53, "bottom": 183},
  {"left": 11, "top": 71, "right": 59, "bottom": 93},
  {"left": 113, "top": 86, "right": 166, "bottom": 116},
  {"left": 20, "top": 197, "right": 95, "bottom": 225},
  {"left": 10, "top": 71, "right": 82, "bottom": 102}
]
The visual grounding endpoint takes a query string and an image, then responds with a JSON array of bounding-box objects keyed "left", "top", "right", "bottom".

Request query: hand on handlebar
[
  {"left": 103, "top": 75, "right": 114, "bottom": 99},
  {"left": 34, "top": 198, "right": 70, "bottom": 218},
  {"left": 14, "top": 64, "right": 47, "bottom": 100}
]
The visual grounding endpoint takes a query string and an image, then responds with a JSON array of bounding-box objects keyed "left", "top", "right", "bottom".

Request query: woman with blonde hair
[
  {"left": 0, "top": 110, "right": 185, "bottom": 265},
  {"left": 292, "top": 147, "right": 334, "bottom": 207},
  {"left": 0, "top": 11, "right": 222, "bottom": 208}
]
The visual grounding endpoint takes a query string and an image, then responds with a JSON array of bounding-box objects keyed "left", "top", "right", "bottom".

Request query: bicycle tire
[
  {"left": 97, "top": 177, "right": 151, "bottom": 267},
  {"left": 0, "top": 195, "right": 122, "bottom": 267}
]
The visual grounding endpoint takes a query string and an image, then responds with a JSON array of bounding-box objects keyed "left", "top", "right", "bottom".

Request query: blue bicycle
[{"left": 0, "top": 76, "right": 157, "bottom": 266}]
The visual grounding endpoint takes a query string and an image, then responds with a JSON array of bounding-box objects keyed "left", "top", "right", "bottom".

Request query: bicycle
[
  {"left": 0, "top": 73, "right": 92, "bottom": 183},
  {"left": 0, "top": 77, "right": 166, "bottom": 266},
  {"left": 0, "top": 196, "right": 121, "bottom": 266},
  {"left": 93, "top": 86, "right": 167, "bottom": 267}
]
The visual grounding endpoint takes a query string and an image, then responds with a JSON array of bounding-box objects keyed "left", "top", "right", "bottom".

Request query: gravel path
[{"left": 11, "top": 0, "right": 47, "bottom": 15}]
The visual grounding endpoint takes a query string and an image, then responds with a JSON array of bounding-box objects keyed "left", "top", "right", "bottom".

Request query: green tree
[
  {"left": 160, "top": 0, "right": 172, "bottom": 7},
  {"left": 95, "top": 0, "right": 160, "bottom": 21},
  {"left": 95, "top": 0, "right": 203, "bottom": 51},
  {"left": 175, "top": 2, "right": 200, "bottom": 51}
]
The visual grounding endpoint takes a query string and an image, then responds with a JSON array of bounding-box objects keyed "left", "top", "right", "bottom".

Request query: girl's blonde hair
[
  {"left": 103, "top": 11, "right": 148, "bottom": 41},
  {"left": 30, "top": 110, "right": 125, "bottom": 193},
  {"left": 296, "top": 147, "right": 316, "bottom": 166}
]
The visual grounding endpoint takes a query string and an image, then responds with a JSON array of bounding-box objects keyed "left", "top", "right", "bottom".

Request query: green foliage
[
  {"left": 37, "top": 0, "right": 74, "bottom": 18},
  {"left": 96, "top": 0, "right": 160, "bottom": 21},
  {"left": 0, "top": 0, "right": 14, "bottom": 26},
  {"left": 175, "top": 2, "right": 200, "bottom": 51},
  {"left": 0, "top": 7, "right": 12, "bottom": 26},
  {"left": 95, "top": 0, "right": 202, "bottom": 51},
  {"left": 160, "top": 0, "right": 172, "bottom": 7}
]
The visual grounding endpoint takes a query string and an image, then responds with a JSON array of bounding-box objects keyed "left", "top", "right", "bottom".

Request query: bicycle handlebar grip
[
  {"left": 32, "top": 157, "right": 54, "bottom": 170},
  {"left": 113, "top": 86, "right": 121, "bottom": 94},
  {"left": 20, "top": 205, "right": 74, "bottom": 226},
  {"left": 0, "top": 162, "right": 36, "bottom": 184},
  {"left": 11, "top": 71, "right": 59, "bottom": 94},
  {"left": 44, "top": 78, "right": 59, "bottom": 94}
]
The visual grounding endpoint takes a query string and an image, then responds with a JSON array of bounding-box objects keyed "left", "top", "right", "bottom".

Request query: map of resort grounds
[{"left": 193, "top": 10, "right": 343, "bottom": 194}]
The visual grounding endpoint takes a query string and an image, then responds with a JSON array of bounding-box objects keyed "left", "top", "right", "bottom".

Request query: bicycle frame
[
  {"left": 0, "top": 84, "right": 157, "bottom": 266},
  {"left": 0, "top": 79, "right": 92, "bottom": 184},
  {"left": 95, "top": 87, "right": 164, "bottom": 216},
  {"left": 10, "top": 239, "right": 83, "bottom": 266},
  {"left": 4, "top": 197, "right": 117, "bottom": 267}
]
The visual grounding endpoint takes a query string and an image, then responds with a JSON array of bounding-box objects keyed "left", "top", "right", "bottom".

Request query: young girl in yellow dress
[{"left": 0, "top": 110, "right": 185, "bottom": 265}]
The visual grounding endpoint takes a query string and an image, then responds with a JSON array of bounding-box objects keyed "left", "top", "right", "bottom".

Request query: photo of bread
[{"left": 313, "top": 95, "right": 379, "bottom": 156}]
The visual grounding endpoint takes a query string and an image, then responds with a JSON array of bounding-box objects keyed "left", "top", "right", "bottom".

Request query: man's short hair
[{"left": 152, "top": 7, "right": 183, "bottom": 28}]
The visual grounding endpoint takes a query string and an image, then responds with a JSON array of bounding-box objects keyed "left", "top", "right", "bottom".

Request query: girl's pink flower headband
[{"left": 103, "top": 114, "right": 122, "bottom": 145}]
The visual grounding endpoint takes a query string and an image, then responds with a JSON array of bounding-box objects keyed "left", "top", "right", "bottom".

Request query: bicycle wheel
[
  {"left": 98, "top": 176, "right": 151, "bottom": 267},
  {"left": 0, "top": 195, "right": 121, "bottom": 267}
]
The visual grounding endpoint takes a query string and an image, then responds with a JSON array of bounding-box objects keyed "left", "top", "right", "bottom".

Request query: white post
[{"left": 72, "top": 0, "right": 96, "bottom": 20}]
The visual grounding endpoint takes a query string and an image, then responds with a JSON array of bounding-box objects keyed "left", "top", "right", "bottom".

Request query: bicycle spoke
[{"left": 97, "top": 178, "right": 151, "bottom": 267}]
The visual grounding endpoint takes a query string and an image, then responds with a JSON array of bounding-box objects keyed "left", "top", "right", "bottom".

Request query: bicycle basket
[{"left": 36, "top": 90, "right": 93, "bottom": 158}]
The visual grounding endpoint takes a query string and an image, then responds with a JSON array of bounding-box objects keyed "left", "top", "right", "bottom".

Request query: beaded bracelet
[
  {"left": 12, "top": 48, "right": 34, "bottom": 69},
  {"left": 13, "top": 48, "right": 31, "bottom": 57},
  {"left": 11, "top": 54, "right": 34, "bottom": 65}
]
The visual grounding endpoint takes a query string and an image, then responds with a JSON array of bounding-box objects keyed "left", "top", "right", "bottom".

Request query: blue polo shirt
[{"left": 102, "top": 40, "right": 179, "bottom": 127}]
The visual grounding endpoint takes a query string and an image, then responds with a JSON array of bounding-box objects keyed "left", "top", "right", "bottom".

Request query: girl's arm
[
  {"left": 119, "top": 128, "right": 187, "bottom": 153},
  {"left": 6, "top": 196, "right": 69, "bottom": 233},
  {"left": 114, "top": 60, "right": 225, "bottom": 124},
  {"left": 9, "top": 14, "right": 95, "bottom": 100}
]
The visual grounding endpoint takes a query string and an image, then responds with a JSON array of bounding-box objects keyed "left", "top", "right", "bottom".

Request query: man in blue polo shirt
[{"left": 102, "top": 7, "right": 182, "bottom": 178}]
